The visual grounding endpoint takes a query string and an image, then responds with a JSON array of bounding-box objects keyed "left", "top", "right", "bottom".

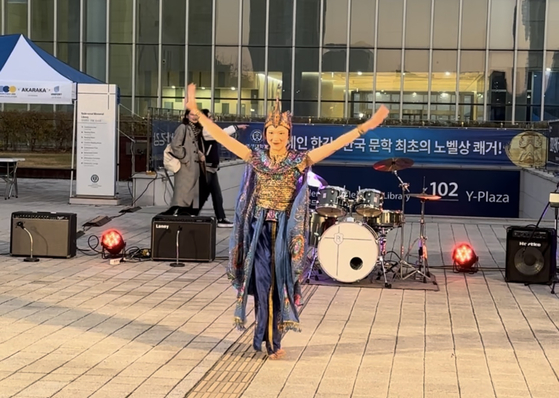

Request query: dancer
[{"left": 184, "top": 84, "right": 389, "bottom": 359}]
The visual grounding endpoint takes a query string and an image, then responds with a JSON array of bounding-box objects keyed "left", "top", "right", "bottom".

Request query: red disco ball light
[
  {"left": 101, "top": 229, "right": 125, "bottom": 257},
  {"left": 452, "top": 243, "right": 479, "bottom": 273}
]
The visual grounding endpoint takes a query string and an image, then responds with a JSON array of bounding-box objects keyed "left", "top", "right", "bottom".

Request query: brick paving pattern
[{"left": 0, "top": 179, "right": 558, "bottom": 397}]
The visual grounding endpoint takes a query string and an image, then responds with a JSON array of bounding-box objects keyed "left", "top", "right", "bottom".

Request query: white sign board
[
  {"left": 75, "top": 84, "right": 118, "bottom": 197},
  {"left": 0, "top": 80, "right": 75, "bottom": 104}
]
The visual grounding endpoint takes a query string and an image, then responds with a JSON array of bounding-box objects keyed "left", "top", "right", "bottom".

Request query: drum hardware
[
  {"left": 392, "top": 169, "right": 412, "bottom": 277},
  {"left": 305, "top": 244, "right": 322, "bottom": 282},
  {"left": 373, "top": 157, "right": 431, "bottom": 280},
  {"left": 371, "top": 229, "right": 392, "bottom": 288},
  {"left": 401, "top": 190, "right": 440, "bottom": 283}
]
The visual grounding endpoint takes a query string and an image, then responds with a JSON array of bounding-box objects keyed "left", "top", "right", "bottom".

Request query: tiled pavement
[{"left": 1, "top": 178, "right": 559, "bottom": 397}]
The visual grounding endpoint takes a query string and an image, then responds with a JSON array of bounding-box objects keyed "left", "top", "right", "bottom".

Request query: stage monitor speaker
[
  {"left": 151, "top": 214, "right": 216, "bottom": 262},
  {"left": 505, "top": 226, "right": 556, "bottom": 284},
  {"left": 10, "top": 212, "right": 77, "bottom": 258}
]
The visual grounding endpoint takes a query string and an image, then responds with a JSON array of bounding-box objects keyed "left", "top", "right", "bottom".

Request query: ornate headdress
[{"left": 264, "top": 87, "right": 292, "bottom": 131}]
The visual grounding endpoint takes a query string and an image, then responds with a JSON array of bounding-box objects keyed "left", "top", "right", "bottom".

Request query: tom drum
[
  {"left": 355, "top": 188, "right": 384, "bottom": 217},
  {"left": 316, "top": 186, "right": 350, "bottom": 217}
]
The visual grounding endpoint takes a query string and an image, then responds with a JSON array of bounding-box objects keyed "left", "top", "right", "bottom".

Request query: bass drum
[{"left": 317, "top": 221, "right": 379, "bottom": 283}]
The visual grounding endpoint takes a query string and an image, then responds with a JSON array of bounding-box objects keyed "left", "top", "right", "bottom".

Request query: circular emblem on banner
[
  {"left": 505, "top": 131, "right": 547, "bottom": 168},
  {"left": 91, "top": 174, "right": 99, "bottom": 183},
  {"left": 251, "top": 129, "right": 263, "bottom": 143}
]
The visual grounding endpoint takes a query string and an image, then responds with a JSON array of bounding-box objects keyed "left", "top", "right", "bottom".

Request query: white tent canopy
[{"left": 0, "top": 34, "right": 101, "bottom": 105}]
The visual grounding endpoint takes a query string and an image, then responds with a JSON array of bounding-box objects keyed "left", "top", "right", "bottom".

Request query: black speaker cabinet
[
  {"left": 10, "top": 212, "right": 77, "bottom": 258},
  {"left": 151, "top": 214, "right": 216, "bottom": 262},
  {"left": 505, "top": 226, "right": 557, "bottom": 284}
]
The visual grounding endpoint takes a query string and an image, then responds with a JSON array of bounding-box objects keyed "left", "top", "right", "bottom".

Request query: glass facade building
[{"left": 2, "top": 0, "right": 559, "bottom": 123}]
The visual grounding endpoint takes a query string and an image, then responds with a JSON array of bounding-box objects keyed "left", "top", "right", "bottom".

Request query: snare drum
[
  {"left": 316, "top": 186, "right": 349, "bottom": 217},
  {"left": 317, "top": 221, "right": 379, "bottom": 283},
  {"left": 367, "top": 210, "right": 403, "bottom": 229},
  {"left": 355, "top": 188, "right": 384, "bottom": 217}
]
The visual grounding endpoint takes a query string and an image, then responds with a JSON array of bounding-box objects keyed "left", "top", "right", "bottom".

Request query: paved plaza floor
[{"left": 1, "top": 178, "right": 559, "bottom": 397}]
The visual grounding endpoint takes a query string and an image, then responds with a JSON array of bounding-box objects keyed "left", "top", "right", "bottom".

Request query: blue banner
[
  {"left": 310, "top": 165, "right": 520, "bottom": 218},
  {"left": 151, "top": 120, "right": 523, "bottom": 168}
]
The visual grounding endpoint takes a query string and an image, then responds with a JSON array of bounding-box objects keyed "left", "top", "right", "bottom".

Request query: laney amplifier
[
  {"left": 10, "top": 212, "right": 77, "bottom": 258},
  {"left": 151, "top": 214, "right": 216, "bottom": 262}
]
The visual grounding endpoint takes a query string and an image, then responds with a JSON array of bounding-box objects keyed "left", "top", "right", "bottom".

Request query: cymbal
[
  {"left": 373, "top": 157, "right": 414, "bottom": 172},
  {"left": 408, "top": 193, "right": 442, "bottom": 201}
]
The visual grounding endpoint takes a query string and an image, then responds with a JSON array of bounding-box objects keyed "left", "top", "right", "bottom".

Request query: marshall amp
[
  {"left": 151, "top": 214, "right": 216, "bottom": 262},
  {"left": 10, "top": 212, "right": 77, "bottom": 258},
  {"left": 505, "top": 226, "right": 557, "bottom": 284}
]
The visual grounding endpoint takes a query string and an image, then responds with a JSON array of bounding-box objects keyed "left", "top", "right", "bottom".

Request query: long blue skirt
[{"left": 250, "top": 220, "right": 282, "bottom": 355}]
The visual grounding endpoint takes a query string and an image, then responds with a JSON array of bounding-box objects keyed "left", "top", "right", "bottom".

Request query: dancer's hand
[
  {"left": 184, "top": 83, "right": 198, "bottom": 111},
  {"left": 237, "top": 124, "right": 249, "bottom": 130},
  {"left": 360, "top": 105, "right": 389, "bottom": 132}
]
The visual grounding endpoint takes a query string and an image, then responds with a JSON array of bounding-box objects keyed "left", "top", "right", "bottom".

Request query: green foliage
[{"left": 0, "top": 110, "right": 149, "bottom": 152}]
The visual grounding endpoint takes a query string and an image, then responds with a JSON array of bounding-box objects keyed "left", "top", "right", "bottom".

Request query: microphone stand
[
  {"left": 17, "top": 222, "right": 39, "bottom": 262},
  {"left": 169, "top": 226, "right": 185, "bottom": 267}
]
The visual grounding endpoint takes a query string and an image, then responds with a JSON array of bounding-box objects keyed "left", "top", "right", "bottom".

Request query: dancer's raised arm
[
  {"left": 306, "top": 106, "right": 389, "bottom": 165},
  {"left": 184, "top": 84, "right": 252, "bottom": 161}
]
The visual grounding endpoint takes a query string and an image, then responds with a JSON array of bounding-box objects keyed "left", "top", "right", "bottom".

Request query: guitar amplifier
[
  {"left": 151, "top": 214, "right": 216, "bottom": 262},
  {"left": 10, "top": 212, "right": 77, "bottom": 258},
  {"left": 505, "top": 226, "right": 557, "bottom": 284}
]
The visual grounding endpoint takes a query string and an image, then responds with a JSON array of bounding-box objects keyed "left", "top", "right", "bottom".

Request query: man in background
[{"left": 199, "top": 109, "right": 248, "bottom": 227}]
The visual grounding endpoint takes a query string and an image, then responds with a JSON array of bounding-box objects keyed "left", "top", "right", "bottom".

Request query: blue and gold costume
[{"left": 227, "top": 101, "right": 311, "bottom": 355}]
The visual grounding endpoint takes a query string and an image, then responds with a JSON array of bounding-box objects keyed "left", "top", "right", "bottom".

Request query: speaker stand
[{"left": 169, "top": 226, "right": 185, "bottom": 268}]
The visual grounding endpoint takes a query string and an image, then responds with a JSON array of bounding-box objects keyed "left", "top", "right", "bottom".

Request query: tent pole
[{"left": 69, "top": 99, "right": 77, "bottom": 202}]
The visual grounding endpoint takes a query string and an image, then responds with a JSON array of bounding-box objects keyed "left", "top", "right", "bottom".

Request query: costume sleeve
[
  {"left": 246, "top": 148, "right": 262, "bottom": 169},
  {"left": 293, "top": 151, "right": 310, "bottom": 172}
]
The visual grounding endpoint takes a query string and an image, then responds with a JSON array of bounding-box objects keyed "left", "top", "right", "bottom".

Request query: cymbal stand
[
  {"left": 392, "top": 170, "right": 413, "bottom": 277},
  {"left": 402, "top": 197, "right": 434, "bottom": 283}
]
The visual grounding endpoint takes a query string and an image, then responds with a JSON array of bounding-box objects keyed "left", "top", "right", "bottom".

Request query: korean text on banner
[{"left": 151, "top": 121, "right": 525, "bottom": 167}]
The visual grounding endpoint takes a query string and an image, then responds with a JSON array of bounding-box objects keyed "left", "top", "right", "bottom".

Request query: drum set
[{"left": 306, "top": 157, "right": 441, "bottom": 288}]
